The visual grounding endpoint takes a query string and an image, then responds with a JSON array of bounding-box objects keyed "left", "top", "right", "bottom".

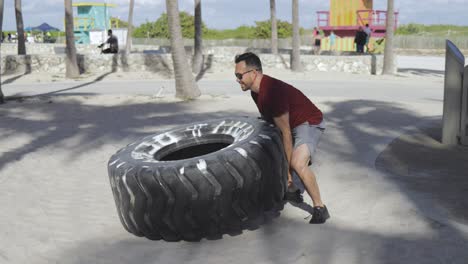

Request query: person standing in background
[
  {"left": 313, "top": 30, "right": 322, "bottom": 55},
  {"left": 363, "top": 24, "right": 372, "bottom": 53},
  {"left": 354, "top": 27, "right": 367, "bottom": 54},
  {"left": 329, "top": 31, "right": 336, "bottom": 53}
]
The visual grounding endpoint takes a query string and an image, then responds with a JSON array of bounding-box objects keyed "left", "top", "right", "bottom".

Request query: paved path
[
  {"left": 1, "top": 71, "right": 467, "bottom": 264},
  {"left": 2, "top": 74, "right": 443, "bottom": 102}
]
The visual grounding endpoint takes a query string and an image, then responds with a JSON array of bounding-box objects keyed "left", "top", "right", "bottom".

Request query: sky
[{"left": 2, "top": 0, "right": 468, "bottom": 31}]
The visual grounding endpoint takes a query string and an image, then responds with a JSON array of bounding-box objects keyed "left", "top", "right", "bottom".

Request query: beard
[{"left": 240, "top": 82, "right": 250, "bottom": 91}]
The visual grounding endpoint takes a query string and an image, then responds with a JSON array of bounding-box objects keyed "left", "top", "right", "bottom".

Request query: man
[
  {"left": 313, "top": 30, "right": 322, "bottom": 55},
  {"left": 98, "top": 29, "right": 119, "bottom": 54},
  {"left": 363, "top": 24, "right": 372, "bottom": 53},
  {"left": 45, "top": 31, "right": 52, "bottom": 43},
  {"left": 354, "top": 26, "right": 367, "bottom": 54},
  {"left": 234, "top": 52, "right": 330, "bottom": 224}
]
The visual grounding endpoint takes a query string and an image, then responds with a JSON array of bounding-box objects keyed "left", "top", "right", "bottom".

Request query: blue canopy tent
[
  {"left": 25, "top": 23, "right": 59, "bottom": 32},
  {"left": 32, "top": 23, "right": 60, "bottom": 32},
  {"left": 23, "top": 23, "right": 59, "bottom": 43}
]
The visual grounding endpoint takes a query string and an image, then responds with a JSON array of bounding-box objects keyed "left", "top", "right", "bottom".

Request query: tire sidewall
[{"left": 109, "top": 116, "right": 277, "bottom": 168}]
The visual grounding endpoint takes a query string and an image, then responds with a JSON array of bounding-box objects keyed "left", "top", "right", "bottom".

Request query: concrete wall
[
  {"left": 0, "top": 43, "right": 163, "bottom": 55},
  {"left": 4, "top": 35, "right": 468, "bottom": 50},
  {"left": 1, "top": 44, "right": 384, "bottom": 75}
]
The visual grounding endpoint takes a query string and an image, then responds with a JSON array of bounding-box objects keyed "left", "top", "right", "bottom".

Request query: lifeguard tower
[
  {"left": 72, "top": 2, "right": 117, "bottom": 44},
  {"left": 316, "top": 0, "right": 399, "bottom": 51}
]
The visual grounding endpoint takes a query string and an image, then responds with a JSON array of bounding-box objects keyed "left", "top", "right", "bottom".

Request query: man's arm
[
  {"left": 273, "top": 112, "right": 294, "bottom": 186},
  {"left": 98, "top": 37, "right": 110, "bottom": 48}
]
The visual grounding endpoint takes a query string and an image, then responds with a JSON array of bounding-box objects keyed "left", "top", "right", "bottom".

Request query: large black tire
[{"left": 107, "top": 116, "right": 287, "bottom": 241}]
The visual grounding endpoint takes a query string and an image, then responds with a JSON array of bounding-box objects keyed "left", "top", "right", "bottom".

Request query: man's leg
[
  {"left": 291, "top": 143, "right": 330, "bottom": 223},
  {"left": 290, "top": 144, "right": 324, "bottom": 207},
  {"left": 359, "top": 45, "right": 364, "bottom": 53}
]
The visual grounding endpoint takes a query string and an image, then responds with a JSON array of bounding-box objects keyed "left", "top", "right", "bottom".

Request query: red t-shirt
[{"left": 251, "top": 75, "right": 323, "bottom": 129}]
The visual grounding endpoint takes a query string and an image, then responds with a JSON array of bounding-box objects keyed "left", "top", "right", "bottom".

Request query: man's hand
[
  {"left": 284, "top": 170, "right": 303, "bottom": 203},
  {"left": 287, "top": 171, "right": 293, "bottom": 188}
]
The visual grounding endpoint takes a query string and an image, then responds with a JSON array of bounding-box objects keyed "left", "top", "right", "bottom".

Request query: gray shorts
[{"left": 292, "top": 120, "right": 325, "bottom": 158}]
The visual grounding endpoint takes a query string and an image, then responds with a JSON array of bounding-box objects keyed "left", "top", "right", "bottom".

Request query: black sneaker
[
  {"left": 284, "top": 189, "right": 303, "bottom": 203},
  {"left": 309, "top": 205, "right": 330, "bottom": 224}
]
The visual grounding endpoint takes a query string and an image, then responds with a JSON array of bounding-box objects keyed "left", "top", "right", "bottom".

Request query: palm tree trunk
[
  {"left": 192, "top": 0, "right": 203, "bottom": 74},
  {"left": 64, "top": 0, "right": 80, "bottom": 78},
  {"left": 291, "top": 0, "right": 301, "bottom": 71},
  {"left": 270, "top": 0, "right": 278, "bottom": 54},
  {"left": 166, "top": 0, "right": 200, "bottom": 99},
  {"left": 0, "top": 0, "right": 5, "bottom": 103},
  {"left": 126, "top": 0, "right": 134, "bottom": 54},
  {"left": 15, "top": 0, "right": 26, "bottom": 55},
  {"left": 382, "top": 0, "right": 396, "bottom": 75}
]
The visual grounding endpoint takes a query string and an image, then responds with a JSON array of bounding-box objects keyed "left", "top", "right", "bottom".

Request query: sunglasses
[{"left": 235, "top": 69, "right": 256, "bottom": 80}]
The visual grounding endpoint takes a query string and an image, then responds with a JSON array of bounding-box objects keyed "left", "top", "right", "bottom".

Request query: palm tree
[
  {"left": 125, "top": 0, "right": 135, "bottom": 54},
  {"left": 291, "top": 0, "right": 301, "bottom": 71},
  {"left": 166, "top": 0, "right": 200, "bottom": 99},
  {"left": 382, "top": 0, "right": 395, "bottom": 75},
  {"left": 192, "top": 0, "right": 203, "bottom": 74},
  {"left": 0, "top": 0, "right": 5, "bottom": 103},
  {"left": 15, "top": 0, "right": 26, "bottom": 55},
  {"left": 270, "top": 0, "right": 278, "bottom": 54},
  {"left": 64, "top": 0, "right": 80, "bottom": 78}
]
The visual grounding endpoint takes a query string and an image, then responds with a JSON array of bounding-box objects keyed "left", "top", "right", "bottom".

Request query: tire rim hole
[{"left": 156, "top": 135, "right": 234, "bottom": 161}]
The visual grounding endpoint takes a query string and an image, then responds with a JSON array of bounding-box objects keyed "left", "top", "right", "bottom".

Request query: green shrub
[
  {"left": 133, "top": 12, "right": 207, "bottom": 38},
  {"left": 133, "top": 13, "right": 306, "bottom": 40},
  {"left": 254, "top": 19, "right": 297, "bottom": 39},
  {"left": 204, "top": 27, "right": 254, "bottom": 39},
  {"left": 396, "top": 23, "right": 423, "bottom": 35},
  {"left": 204, "top": 20, "right": 305, "bottom": 40},
  {"left": 396, "top": 23, "right": 468, "bottom": 36}
]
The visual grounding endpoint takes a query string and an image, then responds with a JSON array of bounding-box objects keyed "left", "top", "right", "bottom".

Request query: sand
[{"left": 1, "top": 59, "right": 467, "bottom": 264}]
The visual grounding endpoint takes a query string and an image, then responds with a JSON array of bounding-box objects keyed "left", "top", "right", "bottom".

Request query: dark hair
[
  {"left": 235, "top": 52, "right": 262, "bottom": 72},
  {"left": 365, "top": 24, "right": 369, "bottom": 27},
  {"left": 108, "top": 29, "right": 113, "bottom": 34}
]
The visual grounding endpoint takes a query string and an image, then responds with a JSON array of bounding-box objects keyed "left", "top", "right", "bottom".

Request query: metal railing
[
  {"left": 73, "top": 17, "right": 95, "bottom": 31},
  {"left": 315, "top": 10, "right": 398, "bottom": 28},
  {"left": 356, "top": 10, "right": 399, "bottom": 27},
  {"left": 317, "top": 11, "right": 330, "bottom": 27}
]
